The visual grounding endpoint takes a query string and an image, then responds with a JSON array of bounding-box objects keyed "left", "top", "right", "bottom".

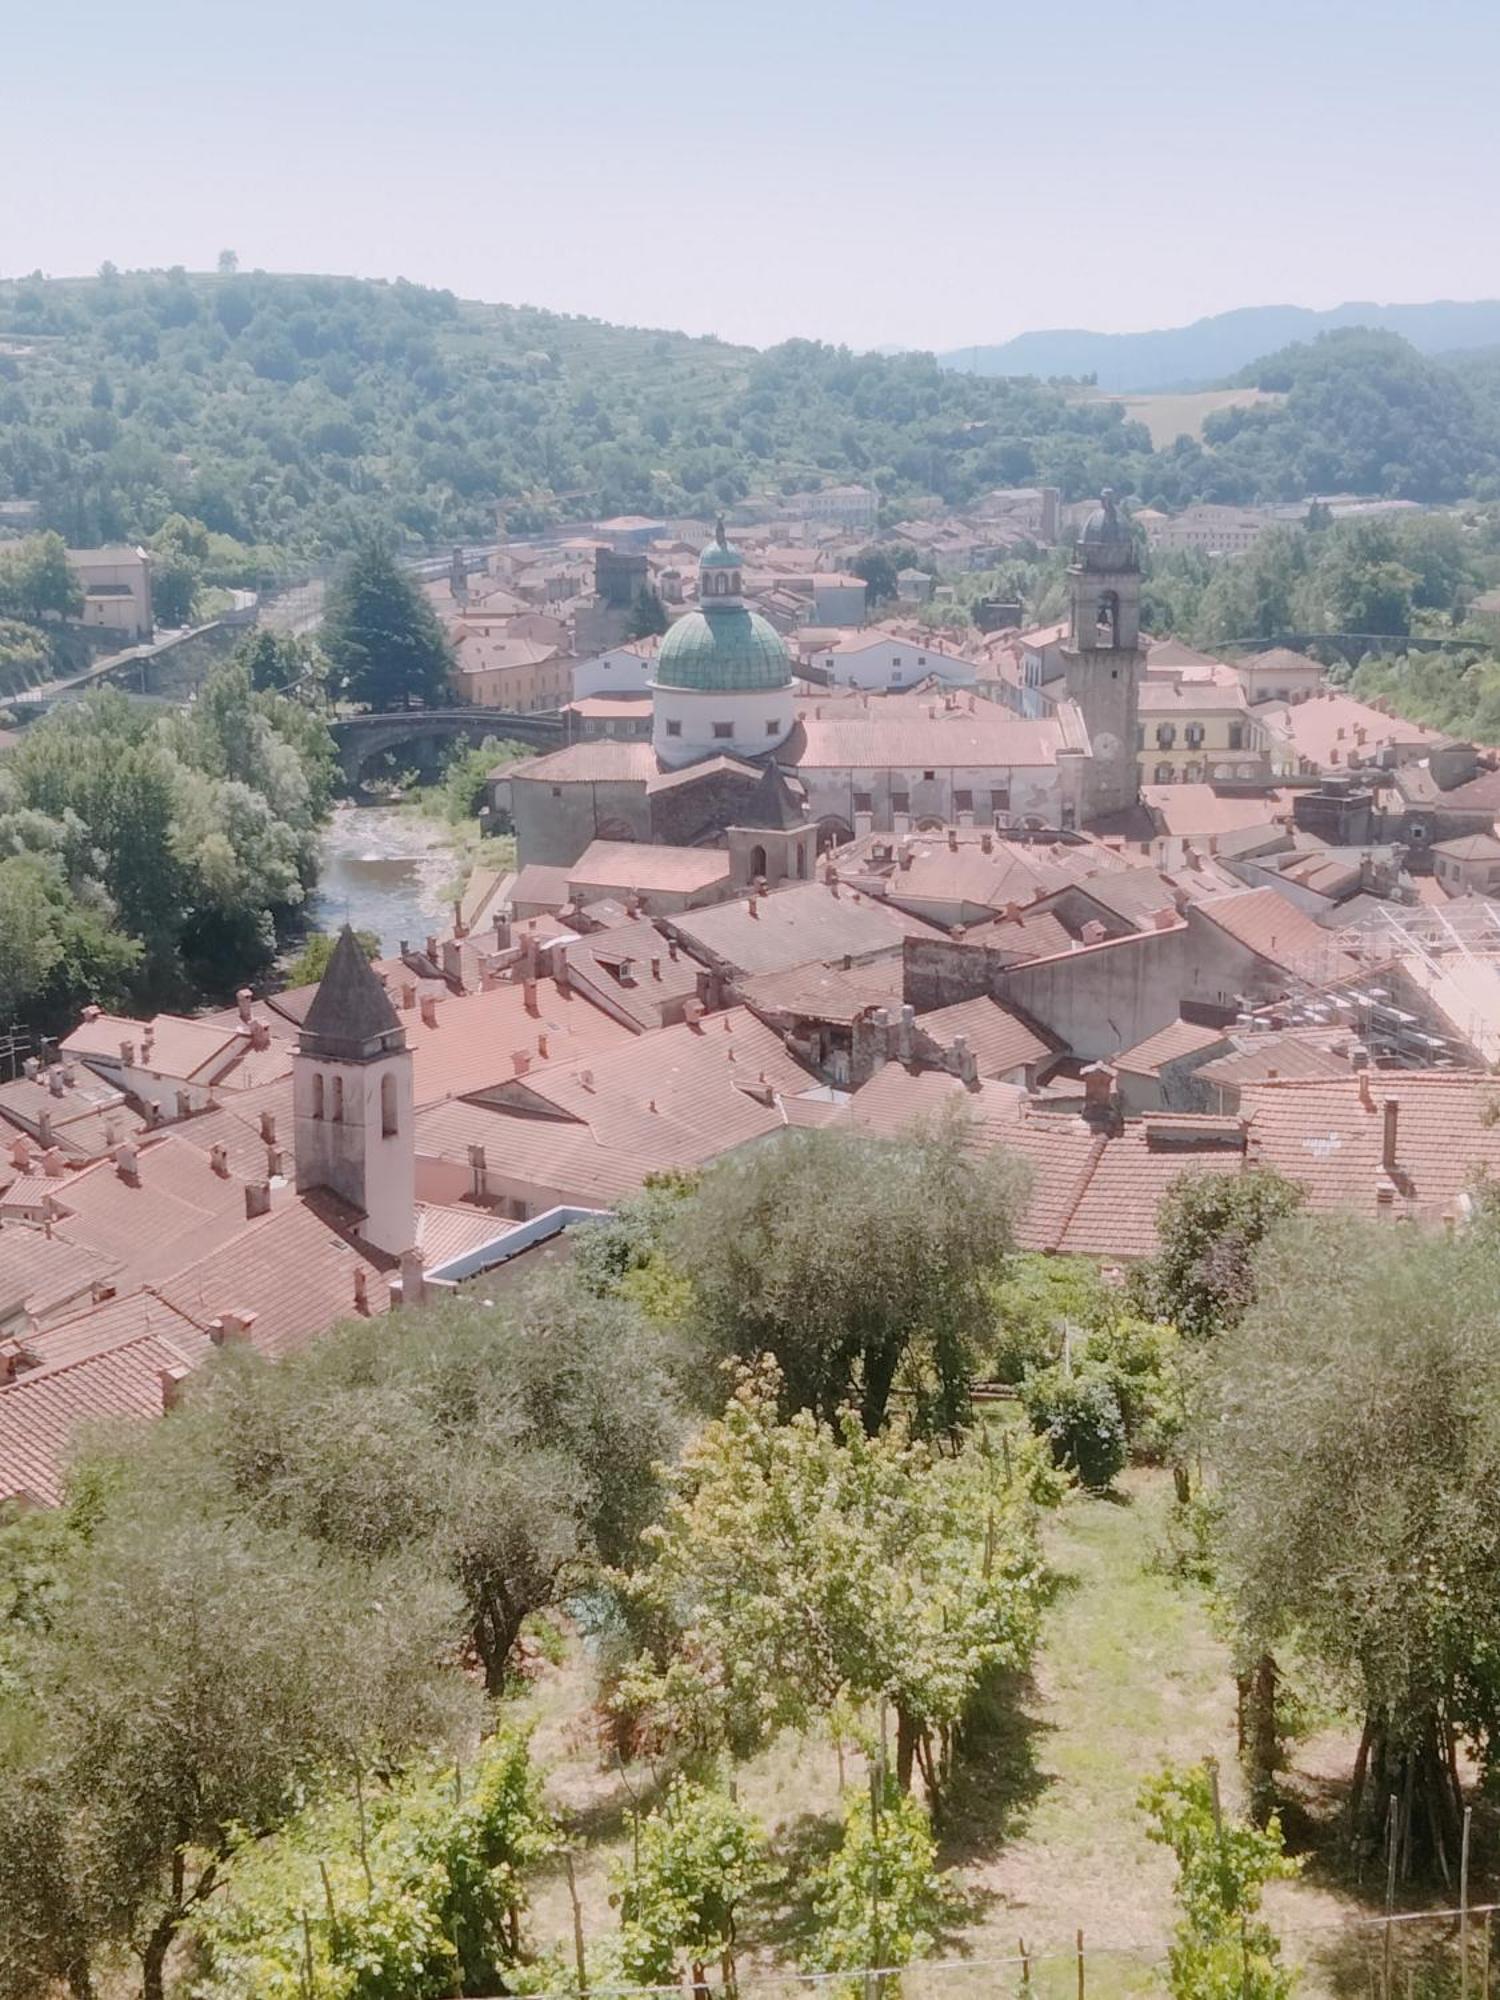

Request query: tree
[
  {"left": 321, "top": 541, "right": 452, "bottom": 711},
  {"left": 0, "top": 853, "right": 140, "bottom": 1031},
  {"left": 235, "top": 627, "right": 316, "bottom": 695},
  {"left": 626, "top": 584, "right": 669, "bottom": 639},
  {"left": 217, "top": 249, "right": 239, "bottom": 275},
  {"left": 612, "top": 1777, "right": 767, "bottom": 1987},
  {"left": 0, "top": 1511, "right": 472, "bottom": 2000},
  {"left": 1207, "top": 1214, "right": 1500, "bottom": 1879},
  {"left": 1134, "top": 1168, "right": 1305, "bottom": 1340},
  {"left": 286, "top": 927, "right": 381, "bottom": 987},
  {"left": 439, "top": 735, "right": 527, "bottom": 824},
  {"left": 1020, "top": 1364, "right": 1127, "bottom": 1491},
  {"left": 158, "top": 1277, "right": 681, "bottom": 1693},
  {"left": 189, "top": 1729, "right": 553, "bottom": 2000},
  {"left": 669, "top": 1124, "right": 1029, "bottom": 1436},
  {"left": 615, "top": 1363, "right": 1054, "bottom": 1796},
  {"left": 806, "top": 1776, "right": 954, "bottom": 1986},
  {"left": 0, "top": 532, "right": 81, "bottom": 624},
  {"left": 1142, "top": 1762, "right": 1298, "bottom": 2000}
]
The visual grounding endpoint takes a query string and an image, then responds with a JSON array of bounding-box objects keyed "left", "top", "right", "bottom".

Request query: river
[{"left": 307, "top": 804, "right": 463, "bottom": 955}]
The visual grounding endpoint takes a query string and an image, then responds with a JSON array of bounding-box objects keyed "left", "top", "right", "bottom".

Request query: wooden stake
[
  {"left": 1019, "top": 1935, "right": 1031, "bottom": 1995},
  {"left": 1076, "top": 1927, "right": 1085, "bottom": 2000},
  {"left": 354, "top": 1768, "right": 373, "bottom": 1897},
  {"left": 1383, "top": 1793, "right": 1399, "bottom": 2000},
  {"left": 300, "top": 1907, "right": 315, "bottom": 1999},
  {"left": 564, "top": 1849, "right": 588, "bottom": 1999},
  {"left": 1472, "top": 1808, "right": 1480, "bottom": 2000}
]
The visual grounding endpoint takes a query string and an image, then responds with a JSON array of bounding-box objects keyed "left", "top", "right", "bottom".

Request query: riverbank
[{"left": 307, "top": 803, "right": 472, "bottom": 955}]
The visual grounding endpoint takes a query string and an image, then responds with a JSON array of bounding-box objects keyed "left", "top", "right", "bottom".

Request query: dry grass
[{"left": 1073, "top": 385, "right": 1283, "bottom": 447}]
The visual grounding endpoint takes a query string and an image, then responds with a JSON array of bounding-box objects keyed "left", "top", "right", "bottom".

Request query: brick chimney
[
  {"left": 353, "top": 1266, "right": 371, "bottom": 1314},
  {"left": 210, "top": 1308, "right": 258, "bottom": 1345},
  {"left": 46, "top": 1066, "right": 65, "bottom": 1099},
  {"left": 35, "top": 1110, "right": 52, "bottom": 1150},
  {"left": 259, "top": 1109, "right": 277, "bottom": 1145},
  {"left": 236, "top": 988, "right": 254, "bottom": 1025},
  {"left": 41, "top": 1146, "right": 66, "bottom": 1180},
  {"left": 1382, "top": 1095, "right": 1399, "bottom": 1174},
  {"left": 210, "top": 1142, "right": 230, "bottom": 1178},
  {"left": 244, "top": 1181, "right": 271, "bottom": 1219},
  {"left": 175, "top": 1088, "right": 193, "bottom": 1121},
  {"left": 1081, "top": 1062, "right": 1121, "bottom": 1130},
  {"left": 160, "top": 1364, "right": 191, "bottom": 1412},
  {"left": 419, "top": 993, "right": 440, "bottom": 1029},
  {"left": 115, "top": 1141, "right": 140, "bottom": 1186},
  {"left": 523, "top": 978, "right": 539, "bottom": 1014}
]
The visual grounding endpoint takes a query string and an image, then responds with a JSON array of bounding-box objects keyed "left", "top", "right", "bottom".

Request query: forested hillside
[{"left": 4, "top": 271, "right": 1500, "bottom": 573}]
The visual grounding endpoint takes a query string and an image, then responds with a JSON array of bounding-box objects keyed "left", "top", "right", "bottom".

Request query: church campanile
[{"left": 1057, "top": 489, "right": 1143, "bottom": 818}]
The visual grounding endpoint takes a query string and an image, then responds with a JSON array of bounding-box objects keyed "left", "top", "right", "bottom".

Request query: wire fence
[{"left": 493, "top": 1905, "right": 1500, "bottom": 2000}]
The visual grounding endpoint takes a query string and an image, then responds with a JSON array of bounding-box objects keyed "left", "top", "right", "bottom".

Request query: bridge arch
[{"left": 331, "top": 708, "right": 564, "bottom": 790}]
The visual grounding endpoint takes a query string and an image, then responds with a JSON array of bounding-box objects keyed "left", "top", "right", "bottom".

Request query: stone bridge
[{"left": 331, "top": 708, "right": 564, "bottom": 789}]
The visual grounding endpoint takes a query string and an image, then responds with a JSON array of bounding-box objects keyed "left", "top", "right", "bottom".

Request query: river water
[{"left": 307, "top": 804, "right": 462, "bottom": 955}]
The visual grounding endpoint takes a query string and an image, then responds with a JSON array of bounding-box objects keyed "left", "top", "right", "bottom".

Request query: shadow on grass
[
  {"left": 750, "top": 1808, "right": 847, "bottom": 1957},
  {"left": 554, "top": 1755, "right": 675, "bottom": 1849},
  {"left": 937, "top": 1663, "right": 1057, "bottom": 1874}
]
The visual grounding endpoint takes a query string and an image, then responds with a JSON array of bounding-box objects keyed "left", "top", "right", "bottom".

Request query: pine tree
[{"left": 321, "top": 541, "right": 453, "bottom": 712}]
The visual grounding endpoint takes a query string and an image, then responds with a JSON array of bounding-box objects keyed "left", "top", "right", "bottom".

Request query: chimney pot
[
  {"left": 523, "top": 977, "right": 539, "bottom": 1013},
  {"left": 175, "top": 1088, "right": 193, "bottom": 1121},
  {"left": 398, "top": 1247, "right": 426, "bottom": 1308},
  {"left": 353, "top": 1267, "right": 370, "bottom": 1313},
  {"left": 236, "top": 988, "right": 253, "bottom": 1024},
  {"left": 42, "top": 1146, "right": 66, "bottom": 1180},
  {"left": 209, "top": 1143, "right": 230, "bottom": 1177},
  {"left": 419, "top": 993, "right": 439, "bottom": 1029},
  {"left": 46, "top": 1066, "right": 64, "bottom": 1098},
  {"left": 115, "top": 1142, "right": 140, "bottom": 1185},
  {"left": 159, "top": 1365, "right": 190, "bottom": 1412},
  {"left": 259, "top": 1110, "right": 277, "bottom": 1145},
  {"left": 244, "top": 1182, "right": 271, "bottom": 1219}
]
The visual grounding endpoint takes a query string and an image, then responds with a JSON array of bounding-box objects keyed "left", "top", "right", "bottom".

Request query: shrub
[{"left": 1020, "top": 1363, "right": 1127, "bottom": 1490}]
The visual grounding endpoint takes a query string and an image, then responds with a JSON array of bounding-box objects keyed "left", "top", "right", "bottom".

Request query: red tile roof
[
  {"left": 569, "top": 841, "right": 733, "bottom": 895},
  {"left": 1113, "top": 1017, "right": 1229, "bottom": 1077},
  {"left": 44, "top": 1135, "right": 272, "bottom": 1290},
  {"left": 0, "top": 1329, "right": 203, "bottom": 1505},
  {"left": 915, "top": 996, "right": 1055, "bottom": 1076},
  {"left": 1191, "top": 887, "right": 1359, "bottom": 978},
  {"left": 397, "top": 977, "right": 634, "bottom": 1108},
  {"left": 667, "top": 883, "right": 942, "bottom": 979}
]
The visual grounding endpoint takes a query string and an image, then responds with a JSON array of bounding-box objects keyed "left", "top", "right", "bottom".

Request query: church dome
[
  {"left": 653, "top": 605, "right": 793, "bottom": 690},
  {"left": 1077, "top": 488, "right": 1138, "bottom": 570}
]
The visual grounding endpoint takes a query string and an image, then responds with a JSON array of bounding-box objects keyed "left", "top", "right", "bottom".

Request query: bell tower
[
  {"left": 292, "top": 927, "right": 415, "bottom": 1256},
  {"left": 1057, "top": 489, "right": 1142, "bottom": 818}
]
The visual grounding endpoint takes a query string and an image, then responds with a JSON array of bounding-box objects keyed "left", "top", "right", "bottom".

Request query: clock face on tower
[{"left": 1093, "top": 730, "right": 1121, "bottom": 761}]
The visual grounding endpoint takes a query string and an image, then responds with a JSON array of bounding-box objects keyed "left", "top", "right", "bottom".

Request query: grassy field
[
  {"left": 514, "top": 1468, "right": 1373, "bottom": 1997},
  {"left": 1074, "top": 386, "right": 1283, "bottom": 447}
]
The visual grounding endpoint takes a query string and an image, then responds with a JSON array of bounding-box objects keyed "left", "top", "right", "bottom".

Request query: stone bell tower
[
  {"left": 1057, "top": 489, "right": 1142, "bottom": 818},
  {"left": 292, "top": 926, "right": 415, "bottom": 1255}
]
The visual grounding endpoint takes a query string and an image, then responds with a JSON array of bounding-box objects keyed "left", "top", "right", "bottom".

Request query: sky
[{"left": 6, "top": 0, "right": 1500, "bottom": 353}]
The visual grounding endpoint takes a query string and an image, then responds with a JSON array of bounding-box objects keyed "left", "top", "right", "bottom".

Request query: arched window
[
  {"left": 1154, "top": 763, "right": 1174, "bottom": 785},
  {"left": 1096, "top": 591, "right": 1118, "bottom": 644},
  {"left": 749, "top": 844, "right": 768, "bottom": 880},
  {"left": 331, "top": 1075, "right": 344, "bottom": 1123},
  {"left": 381, "top": 1072, "right": 398, "bottom": 1138},
  {"left": 311, "top": 1073, "right": 324, "bottom": 1121}
]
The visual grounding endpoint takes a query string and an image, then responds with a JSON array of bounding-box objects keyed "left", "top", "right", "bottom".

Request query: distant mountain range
[{"left": 936, "top": 301, "right": 1500, "bottom": 392}]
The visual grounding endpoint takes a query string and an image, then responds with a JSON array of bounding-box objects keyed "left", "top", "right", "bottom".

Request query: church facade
[{"left": 498, "top": 508, "right": 1139, "bottom": 867}]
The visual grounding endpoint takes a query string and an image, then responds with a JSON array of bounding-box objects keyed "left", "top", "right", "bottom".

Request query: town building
[
  {"left": 65, "top": 545, "right": 153, "bottom": 639},
  {"left": 807, "top": 629, "right": 976, "bottom": 692}
]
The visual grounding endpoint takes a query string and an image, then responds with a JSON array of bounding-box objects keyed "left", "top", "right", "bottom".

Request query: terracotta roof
[
  {"left": 1240, "top": 1072, "right": 1500, "bottom": 1223},
  {"left": 505, "top": 741, "right": 659, "bottom": 784},
  {"left": 1053, "top": 1118, "right": 1247, "bottom": 1257},
  {"left": 914, "top": 996, "right": 1055, "bottom": 1076},
  {"left": 397, "top": 977, "right": 634, "bottom": 1108},
  {"left": 416, "top": 1203, "right": 521, "bottom": 1268},
  {"left": 1432, "top": 833, "right": 1500, "bottom": 861},
  {"left": 418, "top": 1009, "right": 818, "bottom": 1205},
  {"left": 789, "top": 706, "right": 1085, "bottom": 771},
  {"left": 163, "top": 1079, "right": 296, "bottom": 1183},
  {"left": 1195, "top": 1028, "right": 1354, "bottom": 1090},
  {"left": 0, "top": 1226, "right": 119, "bottom": 1328},
  {"left": 957, "top": 907, "right": 1078, "bottom": 962},
  {"left": 1113, "top": 1017, "right": 1229, "bottom": 1077},
  {"left": 0, "top": 1329, "right": 203, "bottom": 1505},
  {"left": 155, "top": 1192, "right": 394, "bottom": 1361},
  {"left": 1137, "top": 680, "right": 1250, "bottom": 715},
  {"left": 44, "top": 1135, "right": 275, "bottom": 1291},
  {"left": 568, "top": 841, "right": 733, "bottom": 894},
  {"left": 508, "top": 863, "right": 574, "bottom": 912},
  {"left": 1266, "top": 689, "right": 1443, "bottom": 769},
  {"left": 21, "top": 1290, "right": 209, "bottom": 1372},
  {"left": 1191, "top": 887, "right": 1359, "bottom": 977},
  {"left": 667, "top": 882, "right": 942, "bottom": 978},
  {"left": 1139, "top": 786, "right": 1295, "bottom": 839},
  {"left": 61, "top": 1011, "right": 246, "bottom": 1081},
  {"left": 558, "top": 921, "right": 703, "bottom": 1030},
  {"left": 738, "top": 956, "right": 906, "bottom": 1025}
]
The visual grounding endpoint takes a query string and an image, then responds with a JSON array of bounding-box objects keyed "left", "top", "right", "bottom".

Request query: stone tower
[
  {"left": 292, "top": 926, "right": 415, "bottom": 1255},
  {"left": 1057, "top": 489, "right": 1142, "bottom": 819}
]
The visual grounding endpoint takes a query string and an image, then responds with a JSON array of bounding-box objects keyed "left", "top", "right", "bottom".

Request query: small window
[
  {"left": 990, "top": 787, "right": 1010, "bottom": 812},
  {"left": 1156, "top": 723, "right": 1176, "bottom": 749},
  {"left": 954, "top": 788, "right": 973, "bottom": 812},
  {"left": 666, "top": 719, "right": 682, "bottom": 737},
  {"left": 381, "top": 1072, "right": 398, "bottom": 1138},
  {"left": 1154, "top": 763, "right": 1174, "bottom": 785},
  {"left": 853, "top": 791, "right": 874, "bottom": 814},
  {"left": 312, "top": 1073, "right": 325, "bottom": 1121},
  {"left": 1228, "top": 723, "right": 1244, "bottom": 750},
  {"left": 891, "top": 790, "right": 911, "bottom": 814},
  {"left": 713, "top": 721, "right": 733, "bottom": 740},
  {"left": 551, "top": 785, "right": 562, "bottom": 798},
  {"left": 922, "top": 770, "right": 935, "bottom": 782},
  {"left": 765, "top": 718, "right": 780, "bottom": 735}
]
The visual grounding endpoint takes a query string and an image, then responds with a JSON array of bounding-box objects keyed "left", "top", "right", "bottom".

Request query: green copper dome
[
  {"left": 700, "top": 515, "right": 743, "bottom": 569},
  {"left": 653, "top": 606, "right": 793, "bottom": 691}
]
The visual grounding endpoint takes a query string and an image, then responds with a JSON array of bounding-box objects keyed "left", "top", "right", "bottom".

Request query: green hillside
[{"left": 1, "top": 272, "right": 1498, "bottom": 575}]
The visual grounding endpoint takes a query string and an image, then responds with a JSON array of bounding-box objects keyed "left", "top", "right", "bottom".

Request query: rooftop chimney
[
  {"left": 81, "top": 1004, "right": 100, "bottom": 1023},
  {"left": 396, "top": 1247, "right": 426, "bottom": 1309},
  {"left": 35, "top": 1110, "right": 52, "bottom": 1150},
  {"left": 41, "top": 1146, "right": 66, "bottom": 1180},
  {"left": 536, "top": 1031, "right": 550, "bottom": 1059},
  {"left": 747, "top": 896, "right": 758, "bottom": 919},
  {"left": 265, "top": 1146, "right": 284, "bottom": 1179},
  {"left": 947, "top": 828, "right": 958, "bottom": 851},
  {"left": 210, "top": 1142, "right": 230, "bottom": 1178},
  {"left": 175, "top": 1088, "right": 193, "bottom": 1121},
  {"left": 115, "top": 1142, "right": 140, "bottom": 1186},
  {"left": 353, "top": 1266, "right": 371, "bottom": 1313},
  {"left": 236, "top": 988, "right": 254, "bottom": 1025},
  {"left": 210, "top": 1308, "right": 257, "bottom": 1345},
  {"left": 980, "top": 831, "right": 994, "bottom": 854},
  {"left": 250, "top": 1021, "right": 270, "bottom": 1052},
  {"left": 21, "top": 1057, "right": 39, "bottom": 1082},
  {"left": 1382, "top": 1095, "right": 1399, "bottom": 1174},
  {"left": 523, "top": 977, "right": 539, "bottom": 1014},
  {"left": 119, "top": 1040, "right": 136, "bottom": 1067},
  {"left": 259, "top": 1109, "right": 277, "bottom": 1145},
  {"left": 1358, "top": 1070, "right": 1375, "bottom": 1111},
  {"left": 244, "top": 1181, "right": 271, "bottom": 1219},
  {"left": 467, "top": 1142, "right": 487, "bottom": 1199},
  {"left": 160, "top": 1364, "right": 191, "bottom": 1412},
  {"left": 513, "top": 1049, "right": 532, "bottom": 1076},
  {"left": 46, "top": 1066, "right": 64, "bottom": 1098},
  {"left": 419, "top": 994, "right": 440, "bottom": 1029}
]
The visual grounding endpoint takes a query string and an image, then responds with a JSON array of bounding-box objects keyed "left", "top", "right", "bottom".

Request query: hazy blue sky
[{"left": 7, "top": 0, "right": 1498, "bottom": 351}]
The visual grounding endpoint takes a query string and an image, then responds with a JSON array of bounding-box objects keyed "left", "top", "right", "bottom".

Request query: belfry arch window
[
  {"left": 381, "top": 1072, "right": 398, "bottom": 1138},
  {"left": 312, "top": 1073, "right": 325, "bottom": 1120},
  {"left": 331, "top": 1075, "right": 344, "bottom": 1123},
  {"left": 749, "top": 844, "right": 768, "bottom": 879},
  {"left": 1096, "top": 591, "right": 1119, "bottom": 644}
]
